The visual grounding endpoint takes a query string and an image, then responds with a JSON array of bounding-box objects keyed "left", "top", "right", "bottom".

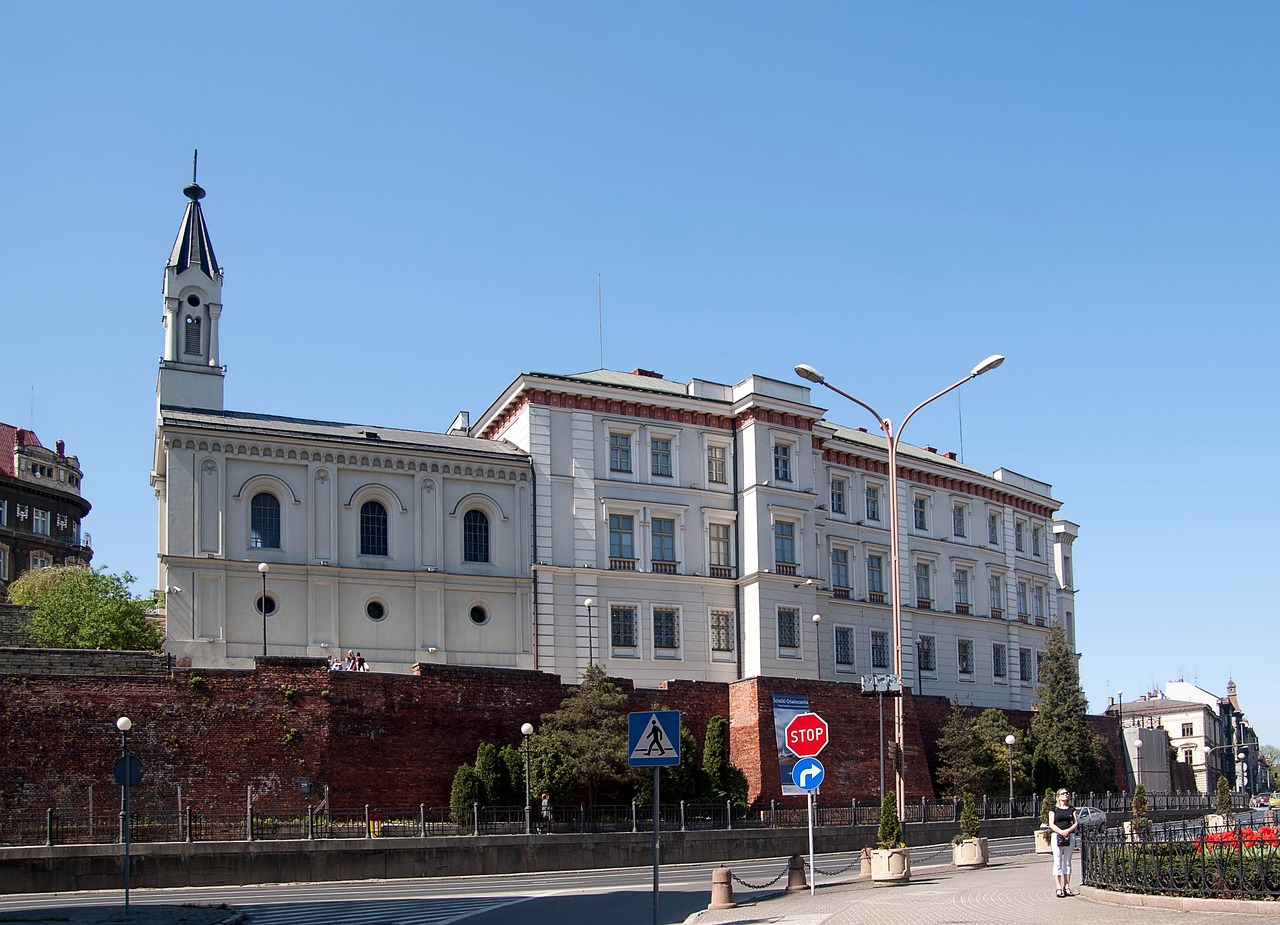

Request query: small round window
[
  {"left": 469, "top": 605, "right": 489, "bottom": 626},
  {"left": 186, "top": 293, "right": 201, "bottom": 307},
  {"left": 256, "top": 594, "right": 277, "bottom": 616},
  {"left": 366, "top": 600, "right": 387, "bottom": 622}
]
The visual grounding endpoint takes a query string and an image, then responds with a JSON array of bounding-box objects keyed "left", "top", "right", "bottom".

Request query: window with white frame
[
  {"left": 463, "top": 509, "right": 490, "bottom": 563},
  {"left": 988, "top": 510, "right": 1001, "bottom": 545},
  {"left": 31, "top": 552, "right": 51, "bottom": 570},
  {"left": 607, "top": 514, "right": 634, "bottom": 564},
  {"left": 958, "top": 638, "right": 974, "bottom": 677},
  {"left": 611, "top": 605, "right": 638, "bottom": 650},
  {"left": 651, "top": 437, "right": 673, "bottom": 478},
  {"left": 953, "top": 567, "right": 971, "bottom": 613},
  {"left": 359, "top": 500, "right": 389, "bottom": 556},
  {"left": 1016, "top": 580, "right": 1029, "bottom": 616},
  {"left": 772, "top": 441, "right": 793, "bottom": 482},
  {"left": 653, "top": 606, "right": 680, "bottom": 652},
  {"left": 709, "top": 522, "right": 732, "bottom": 570},
  {"left": 871, "top": 630, "right": 890, "bottom": 669},
  {"left": 1064, "top": 554, "right": 1073, "bottom": 588},
  {"left": 1015, "top": 518, "right": 1026, "bottom": 552},
  {"left": 1181, "top": 722, "right": 1194, "bottom": 738},
  {"left": 1182, "top": 746, "right": 1195, "bottom": 765},
  {"left": 914, "top": 561, "right": 932, "bottom": 608},
  {"left": 953, "top": 502, "right": 967, "bottom": 537},
  {"left": 651, "top": 517, "right": 676, "bottom": 567},
  {"left": 1033, "top": 584, "right": 1045, "bottom": 622},
  {"left": 831, "top": 477, "right": 847, "bottom": 515},
  {"left": 918, "top": 634, "right": 937, "bottom": 672},
  {"left": 989, "top": 574, "right": 1004, "bottom": 616},
  {"left": 867, "top": 553, "right": 886, "bottom": 602},
  {"left": 993, "top": 643, "right": 1007, "bottom": 680},
  {"left": 774, "top": 520, "right": 796, "bottom": 567},
  {"left": 251, "top": 492, "right": 282, "bottom": 549},
  {"left": 913, "top": 495, "right": 929, "bottom": 530},
  {"left": 1036, "top": 649, "right": 1044, "bottom": 675},
  {"left": 707, "top": 444, "right": 727, "bottom": 484},
  {"left": 865, "top": 483, "right": 881, "bottom": 521},
  {"left": 609, "top": 432, "right": 632, "bottom": 473},
  {"left": 33, "top": 509, "right": 50, "bottom": 536},
  {"left": 777, "top": 607, "right": 800, "bottom": 651},
  {"left": 0, "top": 500, "right": 7, "bottom": 526},
  {"left": 710, "top": 610, "right": 735, "bottom": 653},
  {"left": 0, "top": 545, "right": 6, "bottom": 580},
  {"left": 831, "top": 547, "right": 850, "bottom": 591},
  {"left": 1019, "top": 647, "right": 1033, "bottom": 683},
  {"left": 835, "top": 626, "right": 855, "bottom": 669},
  {"left": 1032, "top": 525, "right": 1043, "bottom": 557}
]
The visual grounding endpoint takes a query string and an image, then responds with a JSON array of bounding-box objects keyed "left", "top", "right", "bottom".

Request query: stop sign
[{"left": 785, "top": 712, "right": 829, "bottom": 758}]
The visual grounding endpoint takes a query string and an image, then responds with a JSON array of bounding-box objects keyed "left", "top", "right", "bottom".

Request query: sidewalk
[
  {"left": 685, "top": 852, "right": 1280, "bottom": 925},
  {"left": 0, "top": 904, "right": 242, "bottom": 925}
]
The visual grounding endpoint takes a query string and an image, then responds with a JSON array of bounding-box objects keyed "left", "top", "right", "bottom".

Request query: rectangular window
[
  {"left": 772, "top": 442, "right": 792, "bottom": 482},
  {"left": 1019, "top": 647, "right": 1033, "bottom": 682},
  {"left": 954, "top": 568, "right": 970, "bottom": 609},
  {"left": 1033, "top": 585, "right": 1045, "bottom": 621},
  {"left": 774, "top": 520, "right": 796, "bottom": 565},
  {"left": 988, "top": 511, "right": 1000, "bottom": 545},
  {"left": 830, "top": 547, "right": 849, "bottom": 590},
  {"left": 1182, "top": 747, "right": 1194, "bottom": 765},
  {"left": 777, "top": 607, "right": 799, "bottom": 650},
  {"left": 989, "top": 575, "right": 1004, "bottom": 617},
  {"left": 0, "top": 546, "right": 6, "bottom": 581},
  {"left": 865, "top": 484, "right": 881, "bottom": 521},
  {"left": 953, "top": 503, "right": 967, "bottom": 537},
  {"left": 0, "top": 501, "right": 6, "bottom": 527},
  {"left": 1181, "top": 722, "right": 1194, "bottom": 738},
  {"left": 918, "top": 634, "right": 936, "bottom": 672},
  {"left": 867, "top": 554, "right": 884, "bottom": 600},
  {"left": 709, "top": 522, "right": 732, "bottom": 568},
  {"left": 1032, "top": 525, "right": 1043, "bottom": 557},
  {"left": 609, "top": 514, "right": 635, "bottom": 560},
  {"left": 871, "top": 630, "right": 889, "bottom": 669},
  {"left": 914, "top": 561, "right": 932, "bottom": 608},
  {"left": 830, "top": 478, "right": 846, "bottom": 514},
  {"left": 611, "top": 605, "right": 637, "bottom": 648},
  {"left": 835, "top": 626, "right": 854, "bottom": 667},
  {"left": 609, "top": 433, "right": 632, "bottom": 473},
  {"left": 707, "top": 445, "right": 727, "bottom": 484},
  {"left": 958, "top": 639, "right": 974, "bottom": 676},
  {"left": 1015, "top": 520, "right": 1026, "bottom": 553},
  {"left": 651, "top": 438, "right": 672, "bottom": 477},
  {"left": 913, "top": 496, "right": 928, "bottom": 530},
  {"left": 653, "top": 607, "right": 680, "bottom": 650},
  {"left": 31, "top": 552, "right": 51, "bottom": 570},
  {"left": 993, "top": 643, "right": 1007, "bottom": 679},
  {"left": 1016, "top": 580, "right": 1029, "bottom": 616},
  {"left": 651, "top": 517, "right": 675, "bottom": 564},
  {"left": 33, "top": 509, "right": 51, "bottom": 536},
  {"left": 711, "top": 610, "right": 735, "bottom": 652}
]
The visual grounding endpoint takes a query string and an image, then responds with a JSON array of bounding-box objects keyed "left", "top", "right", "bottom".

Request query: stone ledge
[{"left": 1081, "top": 884, "right": 1280, "bottom": 915}]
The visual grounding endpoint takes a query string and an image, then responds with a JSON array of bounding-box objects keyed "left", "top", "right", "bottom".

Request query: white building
[{"left": 153, "top": 175, "right": 1079, "bottom": 708}]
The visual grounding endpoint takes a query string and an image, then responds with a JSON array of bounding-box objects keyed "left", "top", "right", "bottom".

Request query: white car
[{"left": 1077, "top": 806, "right": 1107, "bottom": 830}]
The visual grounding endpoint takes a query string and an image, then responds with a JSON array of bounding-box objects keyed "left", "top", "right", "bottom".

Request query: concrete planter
[
  {"left": 869, "top": 847, "right": 911, "bottom": 883},
  {"left": 1033, "top": 827, "right": 1054, "bottom": 854},
  {"left": 952, "top": 837, "right": 988, "bottom": 868}
]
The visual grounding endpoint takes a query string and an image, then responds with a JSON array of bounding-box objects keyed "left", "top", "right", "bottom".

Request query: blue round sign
[{"left": 791, "top": 756, "right": 825, "bottom": 791}]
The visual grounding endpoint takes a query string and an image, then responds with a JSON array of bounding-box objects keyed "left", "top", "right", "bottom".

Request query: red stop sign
[{"left": 785, "top": 712, "right": 829, "bottom": 758}]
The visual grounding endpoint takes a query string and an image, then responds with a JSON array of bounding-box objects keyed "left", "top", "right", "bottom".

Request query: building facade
[
  {"left": 155, "top": 176, "right": 1080, "bottom": 710},
  {"left": 0, "top": 424, "right": 93, "bottom": 598}
]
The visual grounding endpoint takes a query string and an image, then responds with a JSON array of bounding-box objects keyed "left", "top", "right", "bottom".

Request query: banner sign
[{"left": 771, "top": 693, "right": 810, "bottom": 796}]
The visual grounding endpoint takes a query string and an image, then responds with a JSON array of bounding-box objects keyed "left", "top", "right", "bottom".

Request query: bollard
[
  {"left": 709, "top": 866, "right": 737, "bottom": 909},
  {"left": 860, "top": 846, "right": 872, "bottom": 879},
  {"left": 785, "top": 853, "right": 808, "bottom": 892}
]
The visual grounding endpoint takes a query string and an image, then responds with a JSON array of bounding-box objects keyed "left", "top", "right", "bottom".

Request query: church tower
[{"left": 157, "top": 153, "right": 225, "bottom": 414}]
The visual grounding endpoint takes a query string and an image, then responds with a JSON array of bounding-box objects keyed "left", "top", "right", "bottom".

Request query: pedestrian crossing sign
[{"left": 628, "top": 710, "right": 681, "bottom": 767}]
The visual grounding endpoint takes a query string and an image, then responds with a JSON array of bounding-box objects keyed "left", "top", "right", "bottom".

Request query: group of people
[{"left": 328, "top": 650, "right": 368, "bottom": 671}]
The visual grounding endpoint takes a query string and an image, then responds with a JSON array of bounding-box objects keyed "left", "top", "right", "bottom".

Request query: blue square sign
[{"left": 628, "top": 711, "right": 681, "bottom": 767}]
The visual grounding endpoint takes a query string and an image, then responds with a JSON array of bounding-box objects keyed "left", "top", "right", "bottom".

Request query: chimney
[
  {"left": 632, "top": 368, "right": 664, "bottom": 379},
  {"left": 924, "top": 445, "right": 937, "bottom": 454},
  {"left": 944, "top": 451, "right": 957, "bottom": 461},
  {"left": 855, "top": 427, "right": 868, "bottom": 433},
  {"left": 55, "top": 439, "right": 65, "bottom": 456}
]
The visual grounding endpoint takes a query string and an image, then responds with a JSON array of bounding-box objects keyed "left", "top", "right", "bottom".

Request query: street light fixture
[
  {"left": 1116, "top": 689, "right": 1123, "bottom": 729},
  {"left": 521, "top": 722, "right": 534, "bottom": 834},
  {"left": 583, "top": 598, "right": 595, "bottom": 670},
  {"left": 795, "top": 355, "right": 1005, "bottom": 819},
  {"left": 257, "top": 562, "right": 270, "bottom": 657},
  {"left": 117, "top": 716, "right": 134, "bottom": 913},
  {"left": 1134, "top": 738, "right": 1143, "bottom": 791},
  {"left": 1005, "top": 734, "right": 1017, "bottom": 817},
  {"left": 812, "top": 613, "right": 822, "bottom": 680}
]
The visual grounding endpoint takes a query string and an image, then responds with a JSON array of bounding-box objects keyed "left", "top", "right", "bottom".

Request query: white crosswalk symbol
[{"left": 629, "top": 713, "right": 676, "bottom": 760}]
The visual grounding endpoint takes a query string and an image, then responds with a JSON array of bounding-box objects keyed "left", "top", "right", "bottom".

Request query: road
[{"left": 0, "top": 839, "right": 1036, "bottom": 925}]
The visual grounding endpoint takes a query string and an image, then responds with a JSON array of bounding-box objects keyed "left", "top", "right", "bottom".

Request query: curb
[{"left": 1080, "top": 885, "right": 1280, "bottom": 916}]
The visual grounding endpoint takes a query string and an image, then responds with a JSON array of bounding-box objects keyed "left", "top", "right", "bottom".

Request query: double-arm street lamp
[{"left": 795, "top": 355, "right": 1005, "bottom": 821}]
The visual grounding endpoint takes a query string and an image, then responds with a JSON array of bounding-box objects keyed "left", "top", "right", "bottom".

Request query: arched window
[
  {"left": 184, "top": 315, "right": 202, "bottom": 355},
  {"left": 463, "top": 509, "right": 490, "bottom": 563},
  {"left": 250, "top": 492, "right": 280, "bottom": 549},
  {"left": 360, "top": 500, "right": 388, "bottom": 556}
]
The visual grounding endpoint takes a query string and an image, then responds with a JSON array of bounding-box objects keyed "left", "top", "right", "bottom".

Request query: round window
[
  {"left": 186, "top": 293, "right": 201, "bottom": 307},
  {"left": 469, "top": 605, "right": 488, "bottom": 626},
  {"left": 366, "top": 600, "right": 387, "bottom": 621},
  {"left": 256, "top": 594, "right": 277, "bottom": 616}
]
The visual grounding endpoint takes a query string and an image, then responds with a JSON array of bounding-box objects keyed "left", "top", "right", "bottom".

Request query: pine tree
[
  {"left": 540, "top": 664, "right": 630, "bottom": 804},
  {"left": 702, "top": 715, "right": 748, "bottom": 807},
  {"left": 935, "top": 699, "right": 991, "bottom": 798},
  {"left": 877, "top": 791, "right": 902, "bottom": 848},
  {"left": 1030, "top": 625, "right": 1104, "bottom": 792}
]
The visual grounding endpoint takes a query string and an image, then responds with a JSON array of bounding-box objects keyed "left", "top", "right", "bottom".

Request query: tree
[
  {"left": 972, "top": 710, "right": 1031, "bottom": 796},
  {"left": 1030, "top": 625, "right": 1108, "bottom": 793},
  {"left": 1131, "top": 783, "right": 1150, "bottom": 837},
  {"left": 1216, "top": 775, "right": 1232, "bottom": 817},
  {"left": 935, "top": 699, "right": 993, "bottom": 798},
  {"left": 702, "top": 716, "right": 749, "bottom": 807},
  {"left": 877, "top": 791, "right": 902, "bottom": 848},
  {"left": 9, "top": 566, "right": 161, "bottom": 651},
  {"left": 957, "top": 791, "right": 981, "bottom": 842},
  {"left": 540, "top": 665, "right": 630, "bottom": 804},
  {"left": 449, "top": 763, "right": 485, "bottom": 825}
]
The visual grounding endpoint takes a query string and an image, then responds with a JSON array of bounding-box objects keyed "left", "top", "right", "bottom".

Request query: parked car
[
  {"left": 1268, "top": 793, "right": 1280, "bottom": 809},
  {"left": 1253, "top": 793, "right": 1271, "bottom": 808},
  {"left": 1077, "top": 806, "right": 1107, "bottom": 831}
]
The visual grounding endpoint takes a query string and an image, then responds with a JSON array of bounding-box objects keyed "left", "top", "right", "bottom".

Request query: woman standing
[{"left": 1049, "top": 788, "right": 1079, "bottom": 897}]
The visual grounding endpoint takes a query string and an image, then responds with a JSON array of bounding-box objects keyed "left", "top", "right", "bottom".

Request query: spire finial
[{"left": 183, "top": 149, "right": 206, "bottom": 201}]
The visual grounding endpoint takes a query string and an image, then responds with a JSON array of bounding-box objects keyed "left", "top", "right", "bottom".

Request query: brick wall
[{"left": 0, "top": 604, "right": 28, "bottom": 646}]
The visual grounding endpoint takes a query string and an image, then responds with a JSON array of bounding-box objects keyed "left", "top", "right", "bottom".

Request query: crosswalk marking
[{"left": 245, "top": 894, "right": 531, "bottom": 925}]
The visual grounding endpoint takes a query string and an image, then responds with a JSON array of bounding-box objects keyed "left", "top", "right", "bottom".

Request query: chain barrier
[
  {"left": 803, "top": 855, "right": 860, "bottom": 876},
  {"left": 728, "top": 863, "right": 790, "bottom": 890}
]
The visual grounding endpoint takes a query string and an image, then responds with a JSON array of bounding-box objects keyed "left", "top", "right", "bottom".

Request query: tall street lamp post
[
  {"left": 812, "top": 613, "right": 822, "bottom": 679},
  {"left": 117, "top": 716, "right": 133, "bottom": 913},
  {"left": 583, "top": 598, "right": 595, "bottom": 669},
  {"left": 1135, "top": 738, "right": 1143, "bottom": 791},
  {"left": 796, "top": 355, "right": 1005, "bottom": 820},
  {"left": 1117, "top": 689, "right": 1123, "bottom": 730},
  {"left": 258, "top": 562, "right": 270, "bottom": 657},
  {"left": 1005, "top": 734, "right": 1017, "bottom": 817},
  {"left": 521, "top": 722, "right": 534, "bottom": 834}
]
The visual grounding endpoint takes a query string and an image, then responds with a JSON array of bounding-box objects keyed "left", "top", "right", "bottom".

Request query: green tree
[
  {"left": 1131, "top": 783, "right": 1150, "bottom": 836},
  {"left": 636, "top": 726, "right": 707, "bottom": 804},
  {"left": 702, "top": 715, "right": 749, "bottom": 807},
  {"left": 474, "top": 743, "right": 512, "bottom": 804},
  {"left": 972, "top": 710, "right": 1031, "bottom": 796},
  {"left": 540, "top": 665, "right": 629, "bottom": 804},
  {"left": 1029, "top": 625, "right": 1108, "bottom": 793},
  {"left": 1216, "top": 775, "right": 1232, "bottom": 816},
  {"left": 877, "top": 791, "right": 902, "bottom": 848},
  {"left": 935, "top": 699, "right": 992, "bottom": 798},
  {"left": 527, "top": 734, "right": 575, "bottom": 807},
  {"left": 449, "top": 763, "right": 484, "bottom": 825},
  {"left": 957, "top": 791, "right": 981, "bottom": 841},
  {"left": 9, "top": 566, "right": 161, "bottom": 651},
  {"left": 499, "top": 744, "right": 526, "bottom": 805}
]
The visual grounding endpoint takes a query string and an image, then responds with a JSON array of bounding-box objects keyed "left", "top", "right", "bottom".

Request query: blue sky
[{"left": 3, "top": 3, "right": 1277, "bottom": 744}]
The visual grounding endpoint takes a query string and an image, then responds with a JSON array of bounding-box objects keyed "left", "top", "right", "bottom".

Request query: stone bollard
[
  {"left": 786, "top": 853, "right": 808, "bottom": 892},
  {"left": 709, "top": 865, "right": 737, "bottom": 910},
  {"left": 860, "top": 846, "right": 872, "bottom": 879}
]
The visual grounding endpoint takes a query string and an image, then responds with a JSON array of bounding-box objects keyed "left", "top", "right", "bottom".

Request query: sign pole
[
  {"left": 652, "top": 766, "right": 660, "bottom": 925},
  {"left": 807, "top": 789, "right": 816, "bottom": 896},
  {"left": 628, "top": 711, "right": 679, "bottom": 925}
]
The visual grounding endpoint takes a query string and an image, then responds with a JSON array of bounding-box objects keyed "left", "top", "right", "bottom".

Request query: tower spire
[{"left": 171, "top": 150, "right": 217, "bottom": 278}]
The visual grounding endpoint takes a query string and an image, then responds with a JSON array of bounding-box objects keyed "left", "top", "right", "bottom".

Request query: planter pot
[
  {"left": 1033, "top": 828, "right": 1054, "bottom": 854},
  {"left": 1204, "top": 813, "right": 1230, "bottom": 832},
  {"left": 952, "top": 836, "right": 988, "bottom": 868},
  {"left": 869, "top": 847, "right": 912, "bottom": 883}
]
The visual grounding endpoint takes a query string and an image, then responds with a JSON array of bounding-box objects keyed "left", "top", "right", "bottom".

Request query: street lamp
[
  {"left": 521, "top": 722, "right": 534, "bottom": 834},
  {"left": 117, "top": 716, "right": 133, "bottom": 913},
  {"left": 1239, "top": 751, "right": 1249, "bottom": 795},
  {"left": 1005, "top": 734, "right": 1017, "bottom": 817},
  {"left": 1116, "top": 689, "right": 1123, "bottom": 729},
  {"left": 1134, "top": 738, "right": 1143, "bottom": 791},
  {"left": 812, "top": 613, "right": 822, "bottom": 679},
  {"left": 257, "top": 562, "right": 270, "bottom": 657},
  {"left": 795, "top": 354, "right": 1005, "bottom": 818},
  {"left": 583, "top": 598, "right": 595, "bottom": 669}
]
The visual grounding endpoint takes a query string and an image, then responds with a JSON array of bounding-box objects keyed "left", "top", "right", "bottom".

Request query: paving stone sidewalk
[
  {"left": 685, "top": 853, "right": 1280, "bottom": 925},
  {"left": 0, "top": 904, "right": 242, "bottom": 925}
]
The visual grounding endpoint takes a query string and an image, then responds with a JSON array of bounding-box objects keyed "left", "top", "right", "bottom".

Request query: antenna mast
[{"left": 597, "top": 273, "right": 604, "bottom": 370}]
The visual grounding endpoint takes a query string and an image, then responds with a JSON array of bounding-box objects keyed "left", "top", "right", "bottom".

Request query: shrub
[
  {"left": 957, "top": 791, "right": 981, "bottom": 842},
  {"left": 877, "top": 791, "right": 902, "bottom": 849},
  {"left": 1040, "top": 788, "right": 1055, "bottom": 825}
]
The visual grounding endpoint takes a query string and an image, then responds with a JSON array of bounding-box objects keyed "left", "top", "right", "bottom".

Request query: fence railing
[{"left": 0, "top": 790, "right": 1232, "bottom": 849}]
